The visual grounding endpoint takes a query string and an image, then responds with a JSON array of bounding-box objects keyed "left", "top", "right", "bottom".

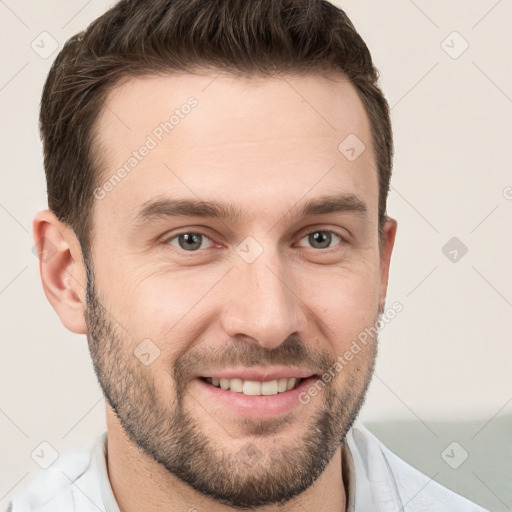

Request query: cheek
[
  {"left": 111, "top": 269, "right": 223, "bottom": 355},
  {"left": 303, "top": 264, "right": 381, "bottom": 346}
]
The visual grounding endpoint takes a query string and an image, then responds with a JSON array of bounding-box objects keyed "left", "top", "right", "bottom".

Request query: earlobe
[{"left": 33, "top": 210, "right": 88, "bottom": 334}]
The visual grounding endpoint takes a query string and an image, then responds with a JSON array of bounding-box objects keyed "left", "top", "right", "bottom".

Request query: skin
[{"left": 33, "top": 71, "right": 397, "bottom": 512}]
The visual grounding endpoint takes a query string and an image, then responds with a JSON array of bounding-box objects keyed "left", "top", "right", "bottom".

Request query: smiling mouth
[{"left": 200, "top": 376, "right": 305, "bottom": 396}]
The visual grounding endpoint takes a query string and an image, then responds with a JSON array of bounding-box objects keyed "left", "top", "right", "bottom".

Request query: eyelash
[{"left": 163, "top": 228, "right": 347, "bottom": 253}]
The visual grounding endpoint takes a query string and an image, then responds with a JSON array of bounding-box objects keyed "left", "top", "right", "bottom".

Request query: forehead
[{"left": 92, "top": 72, "right": 377, "bottom": 229}]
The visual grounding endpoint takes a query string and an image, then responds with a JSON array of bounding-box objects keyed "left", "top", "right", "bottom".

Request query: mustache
[{"left": 173, "top": 333, "right": 336, "bottom": 383}]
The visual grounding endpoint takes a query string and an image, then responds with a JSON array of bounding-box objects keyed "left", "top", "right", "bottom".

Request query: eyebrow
[{"left": 132, "top": 193, "right": 367, "bottom": 227}]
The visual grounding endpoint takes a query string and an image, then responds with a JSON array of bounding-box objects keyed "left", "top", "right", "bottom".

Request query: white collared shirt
[{"left": 4, "top": 423, "right": 489, "bottom": 512}]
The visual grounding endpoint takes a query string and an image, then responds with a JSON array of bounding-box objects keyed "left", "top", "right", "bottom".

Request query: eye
[
  {"left": 165, "top": 231, "right": 215, "bottom": 252},
  {"left": 296, "top": 230, "right": 344, "bottom": 250},
  {"left": 163, "top": 228, "right": 346, "bottom": 254}
]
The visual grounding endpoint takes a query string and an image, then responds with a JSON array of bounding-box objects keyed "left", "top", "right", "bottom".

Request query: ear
[
  {"left": 378, "top": 217, "right": 397, "bottom": 310},
  {"left": 33, "top": 210, "right": 88, "bottom": 334}
]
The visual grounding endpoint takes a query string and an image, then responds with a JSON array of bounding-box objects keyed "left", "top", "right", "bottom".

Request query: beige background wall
[{"left": 1, "top": 0, "right": 510, "bottom": 508}]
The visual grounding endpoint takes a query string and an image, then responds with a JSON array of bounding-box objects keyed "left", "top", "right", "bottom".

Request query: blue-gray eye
[
  {"left": 168, "top": 232, "right": 214, "bottom": 251},
  {"left": 297, "top": 231, "right": 342, "bottom": 250}
]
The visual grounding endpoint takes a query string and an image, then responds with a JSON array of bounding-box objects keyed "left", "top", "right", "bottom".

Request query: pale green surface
[{"left": 365, "top": 415, "right": 512, "bottom": 512}]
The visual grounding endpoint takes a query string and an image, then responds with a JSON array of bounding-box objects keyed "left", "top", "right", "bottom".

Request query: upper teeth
[{"left": 206, "top": 377, "right": 301, "bottom": 395}]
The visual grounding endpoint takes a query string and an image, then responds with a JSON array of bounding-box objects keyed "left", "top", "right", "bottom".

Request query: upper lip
[{"left": 198, "top": 368, "right": 317, "bottom": 381}]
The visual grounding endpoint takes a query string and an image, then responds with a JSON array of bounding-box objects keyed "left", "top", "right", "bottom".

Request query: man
[{"left": 7, "top": 0, "right": 488, "bottom": 510}]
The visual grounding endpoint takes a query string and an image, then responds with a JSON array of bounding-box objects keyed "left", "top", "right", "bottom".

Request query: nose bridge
[{"left": 221, "top": 240, "right": 305, "bottom": 349}]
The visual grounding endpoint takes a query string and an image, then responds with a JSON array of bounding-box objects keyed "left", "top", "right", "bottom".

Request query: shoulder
[
  {"left": 346, "top": 423, "right": 489, "bottom": 512},
  {"left": 4, "top": 434, "right": 106, "bottom": 512}
]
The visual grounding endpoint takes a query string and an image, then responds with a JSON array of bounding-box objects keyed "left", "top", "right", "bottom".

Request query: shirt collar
[
  {"left": 95, "top": 431, "right": 121, "bottom": 512},
  {"left": 341, "top": 438, "right": 356, "bottom": 512}
]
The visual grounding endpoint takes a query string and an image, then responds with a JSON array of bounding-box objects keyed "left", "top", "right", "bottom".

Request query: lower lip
[{"left": 192, "top": 377, "right": 317, "bottom": 419}]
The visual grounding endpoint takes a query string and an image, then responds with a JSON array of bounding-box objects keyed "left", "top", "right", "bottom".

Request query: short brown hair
[{"left": 40, "top": 0, "right": 393, "bottom": 260}]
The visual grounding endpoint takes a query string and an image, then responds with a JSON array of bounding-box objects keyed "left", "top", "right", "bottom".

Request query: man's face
[{"left": 84, "top": 72, "right": 395, "bottom": 508}]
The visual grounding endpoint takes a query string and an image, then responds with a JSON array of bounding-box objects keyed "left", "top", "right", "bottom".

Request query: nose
[{"left": 220, "top": 244, "right": 307, "bottom": 350}]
